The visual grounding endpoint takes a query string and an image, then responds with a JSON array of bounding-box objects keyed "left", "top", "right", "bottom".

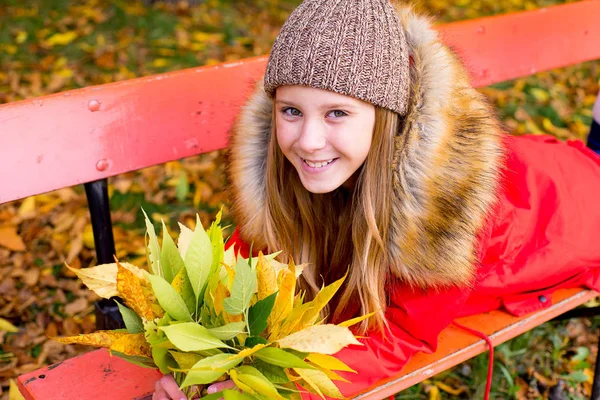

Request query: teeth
[{"left": 304, "top": 159, "right": 334, "bottom": 168}]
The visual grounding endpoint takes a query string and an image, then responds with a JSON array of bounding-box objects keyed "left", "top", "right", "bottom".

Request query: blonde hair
[{"left": 263, "top": 105, "right": 401, "bottom": 333}]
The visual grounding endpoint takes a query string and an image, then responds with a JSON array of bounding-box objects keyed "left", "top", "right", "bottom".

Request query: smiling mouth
[{"left": 302, "top": 158, "right": 338, "bottom": 168}]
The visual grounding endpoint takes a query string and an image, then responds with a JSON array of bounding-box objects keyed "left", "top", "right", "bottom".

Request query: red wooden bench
[{"left": 2, "top": 1, "right": 599, "bottom": 399}]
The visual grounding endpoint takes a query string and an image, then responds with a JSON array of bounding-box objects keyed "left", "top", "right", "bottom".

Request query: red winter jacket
[{"left": 227, "top": 135, "right": 600, "bottom": 399}]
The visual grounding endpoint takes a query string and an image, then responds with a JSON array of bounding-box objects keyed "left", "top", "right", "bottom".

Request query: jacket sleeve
[{"left": 303, "top": 284, "right": 473, "bottom": 399}]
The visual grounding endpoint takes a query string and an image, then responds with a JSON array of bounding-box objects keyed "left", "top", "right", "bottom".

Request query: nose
[{"left": 297, "top": 118, "right": 327, "bottom": 153}]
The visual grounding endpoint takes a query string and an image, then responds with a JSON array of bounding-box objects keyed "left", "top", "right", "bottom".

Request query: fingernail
[{"left": 207, "top": 386, "right": 217, "bottom": 394}]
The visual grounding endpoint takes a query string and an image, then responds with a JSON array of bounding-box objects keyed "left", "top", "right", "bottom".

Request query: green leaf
[
  {"left": 142, "top": 208, "right": 161, "bottom": 276},
  {"left": 254, "top": 347, "right": 313, "bottom": 369},
  {"left": 248, "top": 292, "right": 277, "bottom": 336},
  {"left": 201, "top": 392, "right": 226, "bottom": 400},
  {"left": 253, "top": 359, "right": 290, "bottom": 384},
  {"left": 169, "top": 351, "right": 204, "bottom": 370},
  {"left": 152, "top": 346, "right": 173, "bottom": 374},
  {"left": 561, "top": 370, "right": 589, "bottom": 383},
  {"left": 222, "top": 389, "right": 256, "bottom": 400},
  {"left": 175, "top": 172, "right": 189, "bottom": 202},
  {"left": 159, "top": 322, "right": 232, "bottom": 352},
  {"left": 184, "top": 215, "right": 213, "bottom": 303},
  {"left": 171, "top": 266, "right": 195, "bottom": 313},
  {"left": 223, "top": 257, "right": 257, "bottom": 316},
  {"left": 180, "top": 353, "right": 243, "bottom": 388},
  {"left": 245, "top": 336, "right": 268, "bottom": 348},
  {"left": 148, "top": 274, "right": 192, "bottom": 322},
  {"left": 160, "top": 220, "right": 184, "bottom": 283},
  {"left": 207, "top": 210, "right": 225, "bottom": 273},
  {"left": 572, "top": 346, "right": 590, "bottom": 363},
  {"left": 111, "top": 351, "right": 156, "bottom": 369},
  {"left": 116, "top": 302, "right": 143, "bottom": 334},
  {"left": 208, "top": 321, "right": 247, "bottom": 341}
]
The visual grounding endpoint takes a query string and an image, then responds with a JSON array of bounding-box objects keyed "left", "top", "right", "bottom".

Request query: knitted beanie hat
[{"left": 264, "top": 0, "right": 410, "bottom": 115}]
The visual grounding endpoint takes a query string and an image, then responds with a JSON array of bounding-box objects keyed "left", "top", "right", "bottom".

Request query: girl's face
[{"left": 275, "top": 85, "right": 376, "bottom": 194}]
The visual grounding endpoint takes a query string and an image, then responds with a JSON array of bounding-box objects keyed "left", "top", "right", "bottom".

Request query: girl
[{"left": 154, "top": 0, "right": 600, "bottom": 398}]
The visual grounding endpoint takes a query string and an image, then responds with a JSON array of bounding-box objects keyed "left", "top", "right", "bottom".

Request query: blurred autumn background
[{"left": 0, "top": 0, "right": 599, "bottom": 399}]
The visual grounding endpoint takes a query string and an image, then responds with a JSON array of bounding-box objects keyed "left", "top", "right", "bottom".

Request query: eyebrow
[{"left": 275, "top": 100, "right": 357, "bottom": 110}]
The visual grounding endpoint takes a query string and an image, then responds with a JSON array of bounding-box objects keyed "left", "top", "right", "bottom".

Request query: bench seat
[{"left": 17, "top": 288, "right": 597, "bottom": 400}]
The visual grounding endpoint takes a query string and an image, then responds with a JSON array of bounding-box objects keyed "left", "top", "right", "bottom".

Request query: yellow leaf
[
  {"left": 45, "top": 31, "right": 78, "bottom": 47},
  {"left": 268, "top": 261, "right": 296, "bottom": 338},
  {"left": 530, "top": 88, "right": 549, "bottom": 102},
  {"left": 256, "top": 253, "right": 277, "bottom": 301},
  {"left": 66, "top": 262, "right": 145, "bottom": 299},
  {"left": 82, "top": 224, "right": 95, "bottom": 248},
  {"left": 429, "top": 385, "right": 441, "bottom": 400},
  {"left": 435, "top": 381, "right": 465, "bottom": 396},
  {"left": 55, "top": 69, "right": 73, "bottom": 78},
  {"left": 213, "top": 282, "right": 228, "bottom": 316},
  {"left": 276, "top": 324, "right": 361, "bottom": 355},
  {"left": 9, "top": 379, "right": 25, "bottom": 400},
  {"left": 152, "top": 58, "right": 169, "bottom": 68},
  {"left": 1, "top": 44, "right": 17, "bottom": 55},
  {"left": 542, "top": 118, "right": 556, "bottom": 133},
  {"left": 0, "top": 226, "right": 26, "bottom": 251},
  {"left": 272, "top": 303, "right": 312, "bottom": 339},
  {"left": 15, "top": 31, "right": 28, "bottom": 44},
  {"left": 111, "top": 333, "right": 152, "bottom": 358},
  {"left": 218, "top": 343, "right": 270, "bottom": 367},
  {"left": 17, "top": 197, "right": 36, "bottom": 218},
  {"left": 169, "top": 351, "right": 203, "bottom": 370},
  {"left": 296, "top": 273, "right": 347, "bottom": 332},
  {"left": 52, "top": 330, "right": 129, "bottom": 348},
  {"left": 0, "top": 318, "right": 18, "bottom": 333},
  {"left": 294, "top": 368, "right": 344, "bottom": 399},
  {"left": 117, "top": 262, "right": 159, "bottom": 320},
  {"left": 306, "top": 361, "right": 350, "bottom": 383},
  {"left": 53, "top": 56, "right": 67, "bottom": 69},
  {"left": 306, "top": 354, "right": 356, "bottom": 373},
  {"left": 229, "top": 369, "right": 257, "bottom": 395},
  {"left": 192, "top": 32, "right": 224, "bottom": 43},
  {"left": 337, "top": 310, "right": 378, "bottom": 328}
]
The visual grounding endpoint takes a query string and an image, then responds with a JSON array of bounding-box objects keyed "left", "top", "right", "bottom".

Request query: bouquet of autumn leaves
[{"left": 53, "top": 210, "right": 368, "bottom": 399}]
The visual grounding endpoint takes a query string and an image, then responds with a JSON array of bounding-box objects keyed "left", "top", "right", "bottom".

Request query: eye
[
  {"left": 281, "top": 107, "right": 302, "bottom": 117},
  {"left": 328, "top": 110, "right": 348, "bottom": 118}
]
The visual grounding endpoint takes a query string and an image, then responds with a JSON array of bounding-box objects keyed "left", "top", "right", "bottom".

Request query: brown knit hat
[{"left": 264, "top": 0, "right": 410, "bottom": 115}]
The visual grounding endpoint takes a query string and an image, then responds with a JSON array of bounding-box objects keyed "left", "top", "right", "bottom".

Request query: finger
[
  {"left": 206, "top": 379, "right": 236, "bottom": 394},
  {"left": 153, "top": 379, "right": 168, "bottom": 400},
  {"left": 159, "top": 375, "right": 187, "bottom": 400}
]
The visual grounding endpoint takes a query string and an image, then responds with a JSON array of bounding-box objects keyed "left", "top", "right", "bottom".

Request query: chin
[{"left": 299, "top": 178, "right": 342, "bottom": 194}]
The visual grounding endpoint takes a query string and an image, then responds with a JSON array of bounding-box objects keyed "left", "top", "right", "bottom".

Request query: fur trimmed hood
[{"left": 227, "top": 6, "right": 503, "bottom": 288}]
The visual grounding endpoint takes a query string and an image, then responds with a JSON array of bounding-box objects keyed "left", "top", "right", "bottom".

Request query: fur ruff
[{"left": 227, "top": 6, "right": 504, "bottom": 288}]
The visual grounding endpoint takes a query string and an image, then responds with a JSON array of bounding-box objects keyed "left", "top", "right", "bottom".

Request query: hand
[
  {"left": 206, "top": 380, "right": 237, "bottom": 395},
  {"left": 153, "top": 374, "right": 189, "bottom": 400},
  {"left": 153, "top": 375, "right": 237, "bottom": 400}
]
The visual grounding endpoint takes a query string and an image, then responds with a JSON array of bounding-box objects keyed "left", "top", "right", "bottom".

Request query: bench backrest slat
[{"left": 1, "top": 0, "right": 599, "bottom": 204}]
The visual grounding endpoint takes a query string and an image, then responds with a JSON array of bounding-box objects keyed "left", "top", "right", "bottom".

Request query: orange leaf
[
  {"left": 0, "top": 226, "right": 26, "bottom": 251},
  {"left": 116, "top": 262, "right": 158, "bottom": 320},
  {"left": 52, "top": 330, "right": 129, "bottom": 349},
  {"left": 111, "top": 333, "right": 152, "bottom": 358}
]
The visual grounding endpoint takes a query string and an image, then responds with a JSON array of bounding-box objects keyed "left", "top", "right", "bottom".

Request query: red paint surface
[
  {"left": 1, "top": 1, "right": 599, "bottom": 204},
  {"left": 17, "top": 348, "right": 161, "bottom": 400}
]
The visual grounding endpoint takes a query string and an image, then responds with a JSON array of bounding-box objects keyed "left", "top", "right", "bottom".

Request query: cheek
[
  {"left": 275, "top": 121, "right": 295, "bottom": 155},
  {"left": 344, "top": 122, "right": 374, "bottom": 162}
]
